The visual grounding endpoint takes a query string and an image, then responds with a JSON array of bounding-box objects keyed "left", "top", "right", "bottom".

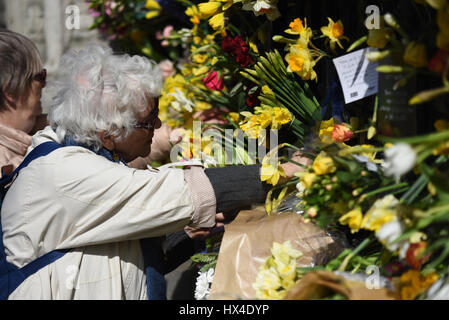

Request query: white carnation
[{"left": 382, "top": 143, "right": 417, "bottom": 181}]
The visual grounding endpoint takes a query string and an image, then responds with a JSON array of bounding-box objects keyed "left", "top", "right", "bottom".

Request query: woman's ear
[
  {"left": 97, "top": 131, "right": 115, "bottom": 151},
  {"left": 2, "top": 86, "right": 16, "bottom": 107}
]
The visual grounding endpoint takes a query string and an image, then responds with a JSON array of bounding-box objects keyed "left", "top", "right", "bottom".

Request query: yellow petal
[
  {"left": 145, "top": 11, "right": 160, "bottom": 20},
  {"left": 145, "top": 0, "right": 161, "bottom": 10},
  {"left": 198, "top": 2, "right": 222, "bottom": 16}
]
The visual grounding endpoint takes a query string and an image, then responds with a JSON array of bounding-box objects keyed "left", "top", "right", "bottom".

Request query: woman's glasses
[
  {"left": 33, "top": 69, "right": 47, "bottom": 88},
  {"left": 133, "top": 97, "right": 160, "bottom": 131}
]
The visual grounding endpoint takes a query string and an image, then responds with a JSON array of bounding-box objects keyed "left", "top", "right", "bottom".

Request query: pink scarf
[{"left": 0, "top": 123, "right": 32, "bottom": 171}]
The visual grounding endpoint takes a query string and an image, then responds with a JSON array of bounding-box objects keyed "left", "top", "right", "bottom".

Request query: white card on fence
[{"left": 332, "top": 48, "right": 379, "bottom": 104}]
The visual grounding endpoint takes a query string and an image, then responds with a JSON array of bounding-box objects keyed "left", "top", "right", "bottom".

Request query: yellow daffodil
[
  {"left": 285, "top": 44, "right": 317, "bottom": 81},
  {"left": 146, "top": 0, "right": 161, "bottom": 10},
  {"left": 321, "top": 17, "right": 349, "bottom": 51},
  {"left": 258, "top": 110, "right": 273, "bottom": 129},
  {"left": 254, "top": 267, "right": 282, "bottom": 291},
  {"left": 312, "top": 152, "right": 336, "bottom": 176},
  {"left": 271, "top": 241, "right": 303, "bottom": 265},
  {"left": 361, "top": 195, "right": 399, "bottom": 232},
  {"left": 262, "top": 85, "right": 275, "bottom": 98},
  {"left": 145, "top": 0, "right": 161, "bottom": 19},
  {"left": 261, "top": 160, "right": 286, "bottom": 186},
  {"left": 301, "top": 172, "right": 317, "bottom": 189},
  {"left": 285, "top": 17, "right": 313, "bottom": 45},
  {"left": 400, "top": 270, "right": 439, "bottom": 300},
  {"left": 228, "top": 112, "right": 240, "bottom": 123},
  {"left": 286, "top": 18, "right": 306, "bottom": 35},
  {"left": 254, "top": 241, "right": 302, "bottom": 300},
  {"left": 249, "top": 41, "right": 259, "bottom": 54},
  {"left": 403, "top": 42, "right": 428, "bottom": 68},
  {"left": 319, "top": 118, "right": 335, "bottom": 144},
  {"left": 339, "top": 208, "right": 363, "bottom": 234},
  {"left": 367, "top": 28, "right": 392, "bottom": 49},
  {"left": 185, "top": 5, "right": 203, "bottom": 25},
  {"left": 192, "top": 53, "right": 209, "bottom": 64},
  {"left": 209, "top": 12, "right": 226, "bottom": 31},
  {"left": 198, "top": 1, "right": 222, "bottom": 16},
  {"left": 272, "top": 107, "right": 292, "bottom": 130},
  {"left": 219, "top": 0, "right": 234, "bottom": 10},
  {"left": 240, "top": 112, "right": 260, "bottom": 138}
]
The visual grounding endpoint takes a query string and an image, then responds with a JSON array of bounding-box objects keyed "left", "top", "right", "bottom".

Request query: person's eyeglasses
[
  {"left": 133, "top": 97, "right": 160, "bottom": 131},
  {"left": 33, "top": 69, "right": 47, "bottom": 88}
]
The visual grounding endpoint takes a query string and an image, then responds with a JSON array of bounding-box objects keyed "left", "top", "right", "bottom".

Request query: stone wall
[{"left": 2, "top": 0, "right": 108, "bottom": 111}]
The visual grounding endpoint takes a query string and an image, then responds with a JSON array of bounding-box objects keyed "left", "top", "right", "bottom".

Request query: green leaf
[
  {"left": 229, "top": 82, "right": 244, "bottom": 97},
  {"left": 420, "top": 163, "right": 449, "bottom": 202}
]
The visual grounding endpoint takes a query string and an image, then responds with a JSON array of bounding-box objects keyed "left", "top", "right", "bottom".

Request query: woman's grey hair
[
  {"left": 0, "top": 29, "right": 43, "bottom": 110},
  {"left": 49, "top": 44, "right": 163, "bottom": 150}
]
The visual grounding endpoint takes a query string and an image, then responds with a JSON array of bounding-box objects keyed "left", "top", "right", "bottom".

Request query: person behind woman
[
  {"left": 0, "top": 29, "right": 176, "bottom": 175},
  {"left": 0, "top": 29, "right": 47, "bottom": 172},
  {"left": 1, "top": 44, "right": 307, "bottom": 299}
]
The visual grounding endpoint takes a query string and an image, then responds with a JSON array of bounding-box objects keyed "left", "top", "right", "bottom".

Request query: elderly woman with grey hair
[{"left": 0, "top": 44, "right": 308, "bottom": 300}]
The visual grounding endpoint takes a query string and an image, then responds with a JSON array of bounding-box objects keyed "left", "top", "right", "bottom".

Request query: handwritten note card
[{"left": 333, "top": 48, "right": 379, "bottom": 104}]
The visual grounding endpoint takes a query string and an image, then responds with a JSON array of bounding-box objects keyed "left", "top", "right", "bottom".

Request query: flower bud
[
  {"left": 368, "top": 126, "right": 377, "bottom": 140},
  {"left": 384, "top": 13, "right": 400, "bottom": 29},
  {"left": 352, "top": 188, "right": 363, "bottom": 197},
  {"left": 426, "top": 0, "right": 447, "bottom": 10},
  {"left": 409, "top": 87, "right": 449, "bottom": 105},
  {"left": 366, "top": 50, "right": 391, "bottom": 62},
  {"left": 377, "top": 65, "right": 406, "bottom": 73},
  {"left": 272, "top": 35, "right": 296, "bottom": 44},
  {"left": 307, "top": 207, "right": 318, "bottom": 218}
]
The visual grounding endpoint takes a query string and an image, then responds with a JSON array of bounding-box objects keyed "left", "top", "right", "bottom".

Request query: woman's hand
[
  {"left": 279, "top": 151, "right": 312, "bottom": 184},
  {"left": 184, "top": 213, "right": 226, "bottom": 240}
]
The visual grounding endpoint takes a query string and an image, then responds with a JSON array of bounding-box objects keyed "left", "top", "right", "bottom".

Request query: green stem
[
  {"left": 362, "top": 182, "right": 409, "bottom": 200},
  {"left": 338, "top": 238, "right": 372, "bottom": 272}
]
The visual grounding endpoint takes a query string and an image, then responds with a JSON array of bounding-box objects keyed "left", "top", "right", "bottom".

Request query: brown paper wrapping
[
  {"left": 284, "top": 271, "right": 400, "bottom": 300},
  {"left": 209, "top": 207, "right": 346, "bottom": 300}
]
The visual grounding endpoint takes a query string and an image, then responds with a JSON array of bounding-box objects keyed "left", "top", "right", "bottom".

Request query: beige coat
[
  {"left": 2, "top": 126, "right": 216, "bottom": 299},
  {"left": 0, "top": 123, "right": 32, "bottom": 172}
]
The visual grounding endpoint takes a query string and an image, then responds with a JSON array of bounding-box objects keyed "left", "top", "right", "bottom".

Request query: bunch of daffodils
[
  {"left": 274, "top": 17, "right": 349, "bottom": 82},
  {"left": 253, "top": 241, "right": 303, "bottom": 300}
]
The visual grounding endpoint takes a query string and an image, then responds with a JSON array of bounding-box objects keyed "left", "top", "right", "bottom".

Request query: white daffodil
[
  {"left": 382, "top": 143, "right": 417, "bottom": 181},
  {"left": 169, "top": 88, "right": 195, "bottom": 112},
  {"left": 376, "top": 220, "right": 409, "bottom": 253},
  {"left": 242, "top": 0, "right": 280, "bottom": 21}
]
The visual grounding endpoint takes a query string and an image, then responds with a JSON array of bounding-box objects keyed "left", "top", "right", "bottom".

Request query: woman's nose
[{"left": 155, "top": 117, "right": 162, "bottom": 130}]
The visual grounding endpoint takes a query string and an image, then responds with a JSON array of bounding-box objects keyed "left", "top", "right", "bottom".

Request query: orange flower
[
  {"left": 332, "top": 124, "right": 354, "bottom": 143},
  {"left": 405, "top": 242, "right": 431, "bottom": 269}
]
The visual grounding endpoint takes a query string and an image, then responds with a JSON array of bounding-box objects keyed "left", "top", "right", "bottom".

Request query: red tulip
[{"left": 203, "top": 71, "right": 224, "bottom": 91}]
